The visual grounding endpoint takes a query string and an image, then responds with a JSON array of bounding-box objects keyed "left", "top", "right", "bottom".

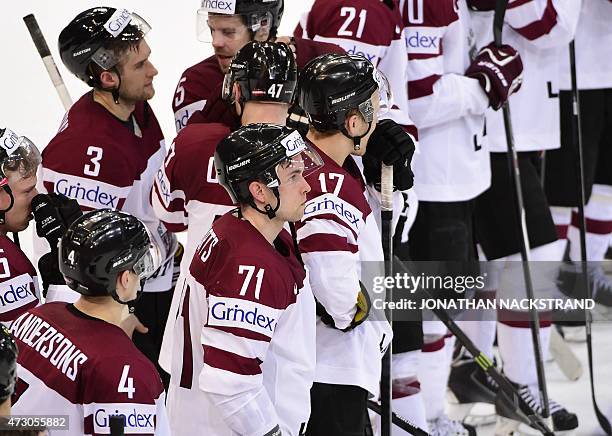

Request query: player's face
[
  {"left": 3, "top": 175, "right": 38, "bottom": 232},
  {"left": 208, "top": 15, "right": 252, "bottom": 73},
  {"left": 117, "top": 39, "right": 158, "bottom": 102},
  {"left": 276, "top": 157, "right": 311, "bottom": 222}
]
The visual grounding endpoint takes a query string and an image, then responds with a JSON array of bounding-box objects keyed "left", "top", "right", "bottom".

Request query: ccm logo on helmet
[
  {"left": 202, "top": 0, "right": 237, "bottom": 14},
  {"left": 104, "top": 9, "right": 133, "bottom": 37}
]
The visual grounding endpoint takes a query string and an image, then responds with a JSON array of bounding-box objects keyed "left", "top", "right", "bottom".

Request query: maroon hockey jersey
[
  {"left": 172, "top": 38, "right": 344, "bottom": 131},
  {"left": 39, "top": 92, "right": 175, "bottom": 293},
  {"left": 0, "top": 235, "right": 39, "bottom": 325},
  {"left": 10, "top": 302, "right": 169, "bottom": 435}
]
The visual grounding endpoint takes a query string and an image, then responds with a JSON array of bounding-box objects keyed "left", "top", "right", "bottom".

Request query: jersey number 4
[{"left": 118, "top": 365, "right": 135, "bottom": 399}]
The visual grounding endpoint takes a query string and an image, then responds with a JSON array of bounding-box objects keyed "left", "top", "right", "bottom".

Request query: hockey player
[
  {"left": 453, "top": 1, "right": 581, "bottom": 433},
  {"left": 398, "top": 0, "right": 523, "bottom": 433},
  {"left": 165, "top": 123, "right": 322, "bottom": 435},
  {"left": 154, "top": 40, "right": 298, "bottom": 372},
  {"left": 294, "top": 53, "right": 400, "bottom": 436},
  {"left": 10, "top": 209, "right": 170, "bottom": 435},
  {"left": 173, "top": 0, "right": 344, "bottom": 131},
  {"left": 39, "top": 7, "right": 178, "bottom": 384},
  {"left": 544, "top": 1, "right": 612, "bottom": 309},
  {"left": 0, "top": 129, "right": 42, "bottom": 325}
]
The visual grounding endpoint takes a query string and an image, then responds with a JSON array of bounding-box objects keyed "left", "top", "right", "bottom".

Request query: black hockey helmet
[
  {"left": 0, "top": 326, "right": 17, "bottom": 403},
  {"left": 59, "top": 209, "right": 157, "bottom": 304},
  {"left": 222, "top": 41, "right": 297, "bottom": 105},
  {"left": 0, "top": 128, "right": 42, "bottom": 224},
  {"left": 58, "top": 7, "right": 151, "bottom": 87},
  {"left": 197, "top": 0, "right": 281, "bottom": 41},
  {"left": 215, "top": 123, "right": 322, "bottom": 218}
]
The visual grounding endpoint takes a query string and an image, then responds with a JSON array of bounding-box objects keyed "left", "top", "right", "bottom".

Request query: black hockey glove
[
  {"left": 286, "top": 104, "right": 310, "bottom": 138},
  {"left": 363, "top": 119, "right": 415, "bottom": 191},
  {"left": 38, "top": 251, "right": 65, "bottom": 297},
  {"left": 32, "top": 193, "right": 82, "bottom": 250}
]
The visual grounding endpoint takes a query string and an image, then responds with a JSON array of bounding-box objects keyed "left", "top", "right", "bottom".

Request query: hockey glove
[
  {"left": 286, "top": 104, "right": 310, "bottom": 138},
  {"left": 32, "top": 193, "right": 82, "bottom": 250},
  {"left": 38, "top": 251, "right": 65, "bottom": 296},
  {"left": 363, "top": 119, "right": 415, "bottom": 191},
  {"left": 466, "top": 42, "right": 523, "bottom": 111},
  {"left": 466, "top": 0, "right": 496, "bottom": 10},
  {"left": 316, "top": 282, "right": 372, "bottom": 331}
]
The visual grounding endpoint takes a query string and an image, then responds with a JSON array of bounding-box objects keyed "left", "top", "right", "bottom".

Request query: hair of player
[{"left": 87, "top": 32, "right": 144, "bottom": 88}]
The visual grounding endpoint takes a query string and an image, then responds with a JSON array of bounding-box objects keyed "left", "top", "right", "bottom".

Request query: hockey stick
[
  {"left": 549, "top": 326, "right": 582, "bottom": 381},
  {"left": 23, "top": 14, "right": 73, "bottom": 111},
  {"left": 367, "top": 400, "right": 430, "bottom": 436},
  {"left": 494, "top": 0, "right": 550, "bottom": 420},
  {"left": 380, "top": 164, "right": 394, "bottom": 436},
  {"left": 567, "top": 40, "right": 612, "bottom": 435},
  {"left": 392, "top": 258, "right": 555, "bottom": 435}
]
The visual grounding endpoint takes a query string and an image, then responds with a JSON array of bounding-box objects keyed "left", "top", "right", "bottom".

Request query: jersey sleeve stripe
[
  {"left": 202, "top": 327, "right": 268, "bottom": 360},
  {"left": 205, "top": 325, "right": 272, "bottom": 343},
  {"left": 203, "top": 345, "right": 262, "bottom": 376},
  {"left": 298, "top": 234, "right": 358, "bottom": 255},
  {"left": 296, "top": 218, "right": 350, "bottom": 241},
  {"left": 510, "top": 0, "right": 558, "bottom": 41},
  {"left": 408, "top": 74, "right": 442, "bottom": 99}
]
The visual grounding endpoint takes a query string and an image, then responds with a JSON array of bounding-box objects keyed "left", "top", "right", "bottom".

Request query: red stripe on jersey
[
  {"left": 403, "top": 124, "right": 419, "bottom": 141},
  {"left": 421, "top": 336, "right": 445, "bottom": 353},
  {"left": 180, "top": 286, "right": 193, "bottom": 389},
  {"left": 511, "top": 0, "right": 558, "bottom": 41},
  {"left": 301, "top": 213, "right": 359, "bottom": 241},
  {"left": 508, "top": 0, "right": 534, "bottom": 9},
  {"left": 207, "top": 325, "right": 272, "bottom": 343},
  {"left": 203, "top": 345, "right": 262, "bottom": 376},
  {"left": 498, "top": 309, "right": 552, "bottom": 328},
  {"left": 392, "top": 379, "right": 420, "bottom": 399},
  {"left": 408, "top": 52, "right": 442, "bottom": 61},
  {"left": 572, "top": 213, "right": 612, "bottom": 235},
  {"left": 555, "top": 224, "right": 568, "bottom": 240},
  {"left": 299, "top": 234, "right": 358, "bottom": 254},
  {"left": 408, "top": 74, "right": 441, "bottom": 99}
]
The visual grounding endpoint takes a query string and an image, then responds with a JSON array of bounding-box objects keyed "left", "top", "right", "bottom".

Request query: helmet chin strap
[
  {"left": 249, "top": 187, "right": 281, "bottom": 219},
  {"left": 341, "top": 121, "right": 373, "bottom": 151}
]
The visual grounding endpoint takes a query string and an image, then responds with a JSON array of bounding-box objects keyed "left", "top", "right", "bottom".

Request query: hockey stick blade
[
  {"left": 367, "top": 400, "right": 430, "bottom": 436},
  {"left": 392, "top": 257, "right": 555, "bottom": 436},
  {"left": 549, "top": 326, "right": 583, "bottom": 381},
  {"left": 23, "top": 14, "right": 73, "bottom": 110}
]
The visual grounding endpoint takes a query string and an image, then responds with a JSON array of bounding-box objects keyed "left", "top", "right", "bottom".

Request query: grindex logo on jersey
[
  {"left": 302, "top": 193, "right": 363, "bottom": 234},
  {"left": 55, "top": 179, "right": 118, "bottom": 208},
  {"left": 94, "top": 407, "right": 155, "bottom": 432},
  {"left": 207, "top": 296, "right": 281, "bottom": 338},
  {"left": 404, "top": 27, "right": 442, "bottom": 56},
  {"left": 47, "top": 172, "right": 130, "bottom": 210}
]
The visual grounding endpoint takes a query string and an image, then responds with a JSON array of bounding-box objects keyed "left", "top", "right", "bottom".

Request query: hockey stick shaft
[
  {"left": 380, "top": 164, "right": 394, "bottom": 436},
  {"left": 392, "top": 257, "right": 554, "bottom": 435},
  {"left": 549, "top": 326, "right": 582, "bottom": 381},
  {"left": 494, "top": 0, "right": 550, "bottom": 419},
  {"left": 23, "top": 14, "right": 73, "bottom": 111},
  {"left": 567, "top": 40, "right": 611, "bottom": 435},
  {"left": 367, "top": 400, "right": 430, "bottom": 436}
]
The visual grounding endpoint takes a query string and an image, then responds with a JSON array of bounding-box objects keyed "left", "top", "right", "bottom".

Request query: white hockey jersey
[
  {"left": 10, "top": 302, "right": 169, "bottom": 436},
  {"left": 295, "top": 143, "right": 392, "bottom": 397},
  {"left": 400, "top": 0, "right": 491, "bottom": 202},
  {"left": 166, "top": 213, "right": 315, "bottom": 436},
  {"left": 471, "top": 0, "right": 581, "bottom": 152},
  {"left": 558, "top": 1, "right": 612, "bottom": 90}
]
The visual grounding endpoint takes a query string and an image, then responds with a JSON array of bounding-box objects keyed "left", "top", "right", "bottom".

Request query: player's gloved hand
[
  {"left": 363, "top": 119, "right": 415, "bottom": 191},
  {"left": 38, "top": 251, "right": 66, "bottom": 296},
  {"left": 32, "top": 193, "right": 82, "bottom": 250},
  {"left": 465, "top": 42, "right": 523, "bottom": 110},
  {"left": 316, "top": 282, "right": 372, "bottom": 331},
  {"left": 466, "top": 0, "right": 496, "bottom": 10},
  {"left": 286, "top": 104, "right": 310, "bottom": 138}
]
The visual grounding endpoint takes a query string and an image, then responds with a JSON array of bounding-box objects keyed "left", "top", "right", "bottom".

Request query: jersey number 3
[{"left": 84, "top": 146, "right": 103, "bottom": 177}]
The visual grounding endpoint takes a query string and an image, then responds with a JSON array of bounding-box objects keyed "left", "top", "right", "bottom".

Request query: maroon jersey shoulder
[
  {"left": 0, "top": 236, "right": 38, "bottom": 323},
  {"left": 11, "top": 303, "right": 162, "bottom": 404},
  {"left": 190, "top": 214, "right": 302, "bottom": 309},
  {"left": 401, "top": 0, "right": 458, "bottom": 27},
  {"left": 294, "top": 37, "right": 345, "bottom": 70},
  {"left": 173, "top": 56, "right": 224, "bottom": 113},
  {"left": 172, "top": 122, "right": 233, "bottom": 206}
]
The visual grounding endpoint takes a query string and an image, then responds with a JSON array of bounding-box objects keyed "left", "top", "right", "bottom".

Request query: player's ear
[
  {"left": 345, "top": 111, "right": 364, "bottom": 137},
  {"left": 99, "top": 69, "right": 119, "bottom": 90},
  {"left": 116, "top": 270, "right": 131, "bottom": 294},
  {"left": 234, "top": 84, "right": 243, "bottom": 115},
  {"left": 248, "top": 180, "right": 266, "bottom": 204}
]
